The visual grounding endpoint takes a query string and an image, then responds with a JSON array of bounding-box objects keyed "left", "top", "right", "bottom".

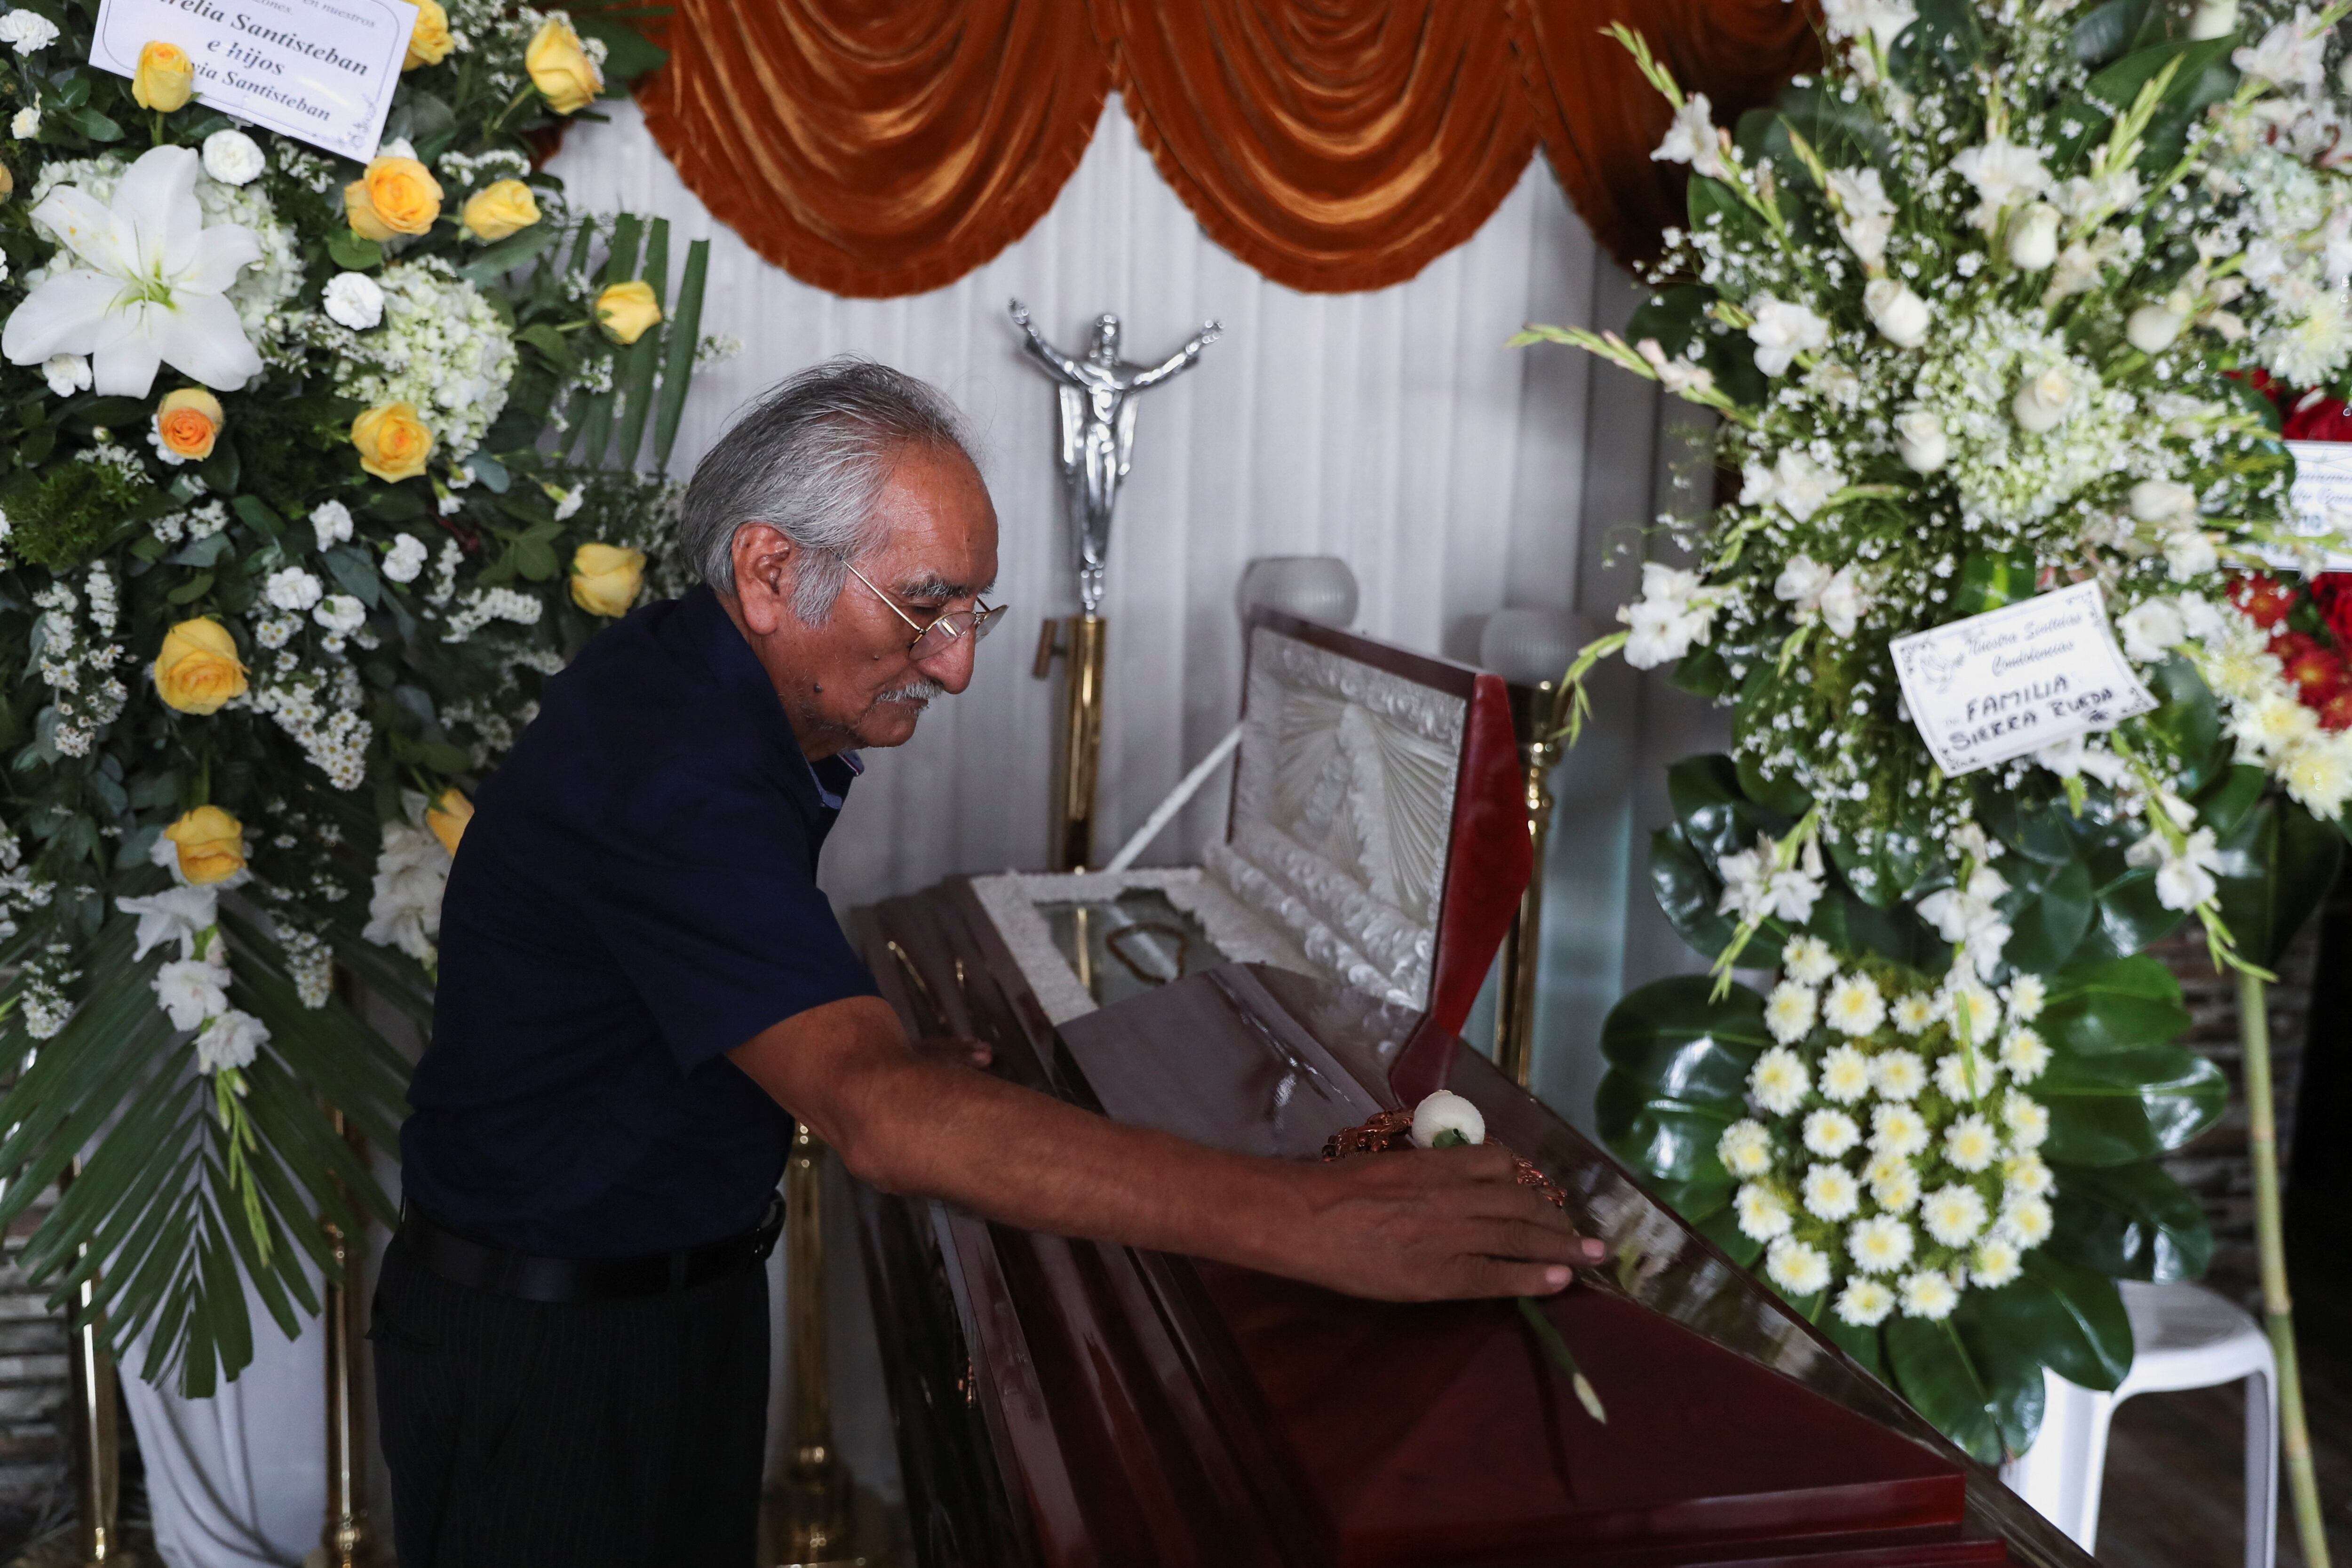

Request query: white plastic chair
[{"left": 1999, "top": 1280, "right": 2278, "bottom": 1568}]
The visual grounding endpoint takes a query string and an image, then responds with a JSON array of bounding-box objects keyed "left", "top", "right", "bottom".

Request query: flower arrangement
[
  {"left": 0, "top": 0, "right": 721, "bottom": 1393},
  {"left": 1524, "top": 0, "right": 2352, "bottom": 1500}
]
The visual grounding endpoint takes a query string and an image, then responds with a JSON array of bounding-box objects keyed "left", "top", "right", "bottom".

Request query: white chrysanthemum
[
  {"left": 1871, "top": 1159, "right": 1922, "bottom": 1214},
  {"left": 2000, "top": 1193, "right": 2055, "bottom": 1247},
  {"left": 1735, "top": 1182, "right": 1795, "bottom": 1242},
  {"left": 1717, "top": 1118, "right": 1774, "bottom": 1178},
  {"left": 1848, "top": 1213, "right": 1917, "bottom": 1275},
  {"left": 1804, "top": 1107, "right": 1862, "bottom": 1158},
  {"left": 1935, "top": 1049, "right": 2001, "bottom": 1102},
  {"left": 1891, "top": 994, "right": 1936, "bottom": 1036},
  {"left": 1764, "top": 981, "right": 1820, "bottom": 1045},
  {"left": 1766, "top": 1236, "right": 1833, "bottom": 1297},
  {"left": 1940, "top": 981, "right": 2002, "bottom": 1044},
  {"left": 1923, "top": 1183, "right": 1991, "bottom": 1247},
  {"left": 1819, "top": 1044, "right": 1875, "bottom": 1105},
  {"left": 1783, "top": 934, "right": 1838, "bottom": 985},
  {"left": 1999, "top": 1026, "right": 2051, "bottom": 1083},
  {"left": 1874, "top": 1048, "right": 1927, "bottom": 1100},
  {"left": 1823, "top": 973, "right": 1888, "bottom": 1037},
  {"left": 2281, "top": 734, "right": 2352, "bottom": 819},
  {"left": 1899, "top": 1269, "right": 1962, "bottom": 1320},
  {"left": 2001, "top": 1090, "right": 2050, "bottom": 1150},
  {"left": 1750, "top": 1045, "right": 1812, "bottom": 1114},
  {"left": 1871, "top": 1102, "right": 1931, "bottom": 1159},
  {"left": 2005, "top": 1152, "right": 2055, "bottom": 1198},
  {"left": 1971, "top": 1237, "right": 2024, "bottom": 1289},
  {"left": 1944, "top": 1114, "right": 2000, "bottom": 1172},
  {"left": 1835, "top": 1276, "right": 1899, "bottom": 1327},
  {"left": 1803, "top": 1162, "right": 1862, "bottom": 1221},
  {"left": 2002, "top": 974, "right": 2048, "bottom": 1024}
]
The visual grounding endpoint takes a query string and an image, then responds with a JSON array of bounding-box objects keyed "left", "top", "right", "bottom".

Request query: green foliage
[{"left": 7, "top": 459, "right": 147, "bottom": 568}]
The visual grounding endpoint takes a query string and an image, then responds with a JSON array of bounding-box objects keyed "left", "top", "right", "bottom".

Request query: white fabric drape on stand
[{"left": 121, "top": 1292, "right": 324, "bottom": 1568}]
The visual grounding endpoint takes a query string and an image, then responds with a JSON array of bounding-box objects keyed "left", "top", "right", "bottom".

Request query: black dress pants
[{"left": 371, "top": 1234, "right": 770, "bottom": 1568}]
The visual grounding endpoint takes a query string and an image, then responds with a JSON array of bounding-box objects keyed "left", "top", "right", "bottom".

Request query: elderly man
[{"left": 375, "top": 360, "right": 1597, "bottom": 1568}]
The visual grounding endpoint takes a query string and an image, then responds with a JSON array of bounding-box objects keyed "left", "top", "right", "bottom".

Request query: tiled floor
[{"left": 2096, "top": 1201, "right": 2352, "bottom": 1568}]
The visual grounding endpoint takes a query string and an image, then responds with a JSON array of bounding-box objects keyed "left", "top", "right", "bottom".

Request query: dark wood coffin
[{"left": 850, "top": 888, "right": 2094, "bottom": 1568}]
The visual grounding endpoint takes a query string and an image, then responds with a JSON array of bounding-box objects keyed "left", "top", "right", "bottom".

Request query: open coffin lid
[{"left": 971, "top": 608, "right": 1530, "bottom": 1098}]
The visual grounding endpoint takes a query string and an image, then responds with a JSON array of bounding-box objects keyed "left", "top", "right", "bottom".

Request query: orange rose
[
  {"left": 154, "top": 388, "right": 222, "bottom": 464},
  {"left": 343, "top": 156, "right": 443, "bottom": 240}
]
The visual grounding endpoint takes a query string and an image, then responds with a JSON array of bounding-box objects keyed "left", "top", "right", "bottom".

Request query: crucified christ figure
[{"left": 1010, "top": 300, "right": 1222, "bottom": 612}]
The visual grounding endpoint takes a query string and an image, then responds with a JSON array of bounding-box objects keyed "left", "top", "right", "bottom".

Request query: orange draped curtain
[{"left": 635, "top": 0, "right": 1818, "bottom": 299}]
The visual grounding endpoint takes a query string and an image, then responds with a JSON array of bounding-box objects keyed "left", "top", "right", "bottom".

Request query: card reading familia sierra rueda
[
  {"left": 1890, "top": 580, "right": 2158, "bottom": 777},
  {"left": 90, "top": 0, "right": 417, "bottom": 162}
]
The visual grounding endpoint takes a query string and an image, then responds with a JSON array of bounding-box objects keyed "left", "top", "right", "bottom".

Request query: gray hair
[{"left": 678, "top": 358, "right": 976, "bottom": 622}]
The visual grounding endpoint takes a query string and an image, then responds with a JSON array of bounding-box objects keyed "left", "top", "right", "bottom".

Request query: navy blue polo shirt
[{"left": 401, "top": 585, "right": 878, "bottom": 1258}]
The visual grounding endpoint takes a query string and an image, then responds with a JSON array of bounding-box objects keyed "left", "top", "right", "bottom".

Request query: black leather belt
[{"left": 395, "top": 1193, "right": 786, "bottom": 1304}]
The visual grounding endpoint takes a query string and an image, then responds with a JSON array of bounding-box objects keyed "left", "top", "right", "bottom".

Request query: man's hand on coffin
[{"left": 728, "top": 997, "right": 1603, "bottom": 1302}]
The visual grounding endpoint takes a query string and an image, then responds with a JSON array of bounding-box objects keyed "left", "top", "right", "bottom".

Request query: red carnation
[
  {"left": 2284, "top": 645, "right": 2347, "bottom": 702},
  {"left": 2324, "top": 690, "right": 2352, "bottom": 731}
]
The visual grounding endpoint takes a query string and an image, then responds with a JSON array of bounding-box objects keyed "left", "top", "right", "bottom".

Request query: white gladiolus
[
  {"left": 1953, "top": 136, "right": 2051, "bottom": 228},
  {"left": 2234, "top": 9, "right": 2329, "bottom": 94},
  {"left": 2128, "top": 303, "right": 2188, "bottom": 352},
  {"left": 10, "top": 106, "right": 37, "bottom": 138},
  {"left": 2007, "top": 203, "right": 2061, "bottom": 271},
  {"left": 1895, "top": 408, "right": 1949, "bottom": 473},
  {"left": 1653, "top": 95, "right": 1732, "bottom": 183},
  {"left": 2126, "top": 825, "right": 2224, "bottom": 910},
  {"left": 153, "top": 955, "right": 231, "bottom": 1031},
  {"left": 1821, "top": 0, "right": 1917, "bottom": 49},
  {"left": 2012, "top": 362, "right": 2079, "bottom": 432},
  {"left": 1864, "top": 279, "right": 1931, "bottom": 347},
  {"left": 2119, "top": 598, "right": 2187, "bottom": 662},
  {"left": 1742, "top": 449, "right": 1847, "bottom": 524},
  {"left": 1746, "top": 295, "right": 1830, "bottom": 376},
  {"left": 1, "top": 146, "right": 264, "bottom": 396},
  {"left": 1617, "top": 561, "right": 1720, "bottom": 670},
  {"left": 194, "top": 1010, "right": 269, "bottom": 1074},
  {"left": 1409, "top": 1090, "right": 1486, "bottom": 1149},
  {"left": 362, "top": 818, "right": 452, "bottom": 965},
  {"left": 1828, "top": 166, "right": 1898, "bottom": 264}
]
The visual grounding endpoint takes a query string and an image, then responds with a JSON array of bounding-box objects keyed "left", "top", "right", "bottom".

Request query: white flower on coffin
[
  {"left": 1745, "top": 295, "right": 1829, "bottom": 377},
  {"left": 1653, "top": 94, "right": 1731, "bottom": 183},
  {"left": 1951, "top": 136, "right": 2050, "bottom": 230},
  {"left": 1, "top": 146, "right": 264, "bottom": 398},
  {"left": 2234, "top": 8, "right": 2329, "bottom": 95}
]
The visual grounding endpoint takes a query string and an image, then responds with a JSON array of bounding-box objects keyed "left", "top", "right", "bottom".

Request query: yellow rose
[
  {"left": 461, "top": 179, "right": 541, "bottom": 242},
  {"left": 153, "top": 619, "right": 247, "bottom": 715},
  {"left": 594, "top": 280, "right": 661, "bottom": 345},
  {"left": 425, "top": 788, "right": 474, "bottom": 856},
  {"left": 343, "top": 156, "right": 443, "bottom": 240},
  {"left": 526, "top": 16, "right": 603, "bottom": 115},
  {"left": 351, "top": 402, "right": 434, "bottom": 482},
  {"left": 154, "top": 387, "right": 222, "bottom": 463},
  {"left": 403, "top": 0, "right": 454, "bottom": 68},
  {"left": 164, "top": 806, "right": 246, "bottom": 886},
  {"left": 133, "top": 41, "right": 195, "bottom": 112},
  {"left": 0, "top": 164, "right": 14, "bottom": 201},
  {"left": 570, "top": 543, "right": 645, "bottom": 618}
]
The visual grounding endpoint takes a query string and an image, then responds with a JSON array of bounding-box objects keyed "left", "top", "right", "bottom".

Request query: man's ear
[{"left": 730, "top": 523, "right": 797, "bottom": 636}]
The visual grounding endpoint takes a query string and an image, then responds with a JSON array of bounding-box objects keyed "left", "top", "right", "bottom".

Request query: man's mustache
[{"left": 879, "top": 679, "right": 947, "bottom": 707}]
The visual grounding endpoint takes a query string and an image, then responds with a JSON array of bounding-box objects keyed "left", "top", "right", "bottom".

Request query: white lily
[{"left": 1, "top": 146, "right": 263, "bottom": 397}]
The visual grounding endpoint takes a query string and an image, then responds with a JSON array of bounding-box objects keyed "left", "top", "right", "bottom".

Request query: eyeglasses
[{"left": 845, "top": 561, "right": 1007, "bottom": 661}]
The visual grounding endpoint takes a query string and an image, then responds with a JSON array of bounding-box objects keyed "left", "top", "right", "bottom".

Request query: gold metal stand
[
  {"left": 762, "top": 1124, "right": 879, "bottom": 1568},
  {"left": 1034, "top": 614, "right": 1108, "bottom": 871},
  {"left": 318, "top": 1112, "right": 376, "bottom": 1568},
  {"left": 1495, "top": 682, "right": 1562, "bottom": 1089},
  {"left": 63, "top": 1162, "right": 131, "bottom": 1567}
]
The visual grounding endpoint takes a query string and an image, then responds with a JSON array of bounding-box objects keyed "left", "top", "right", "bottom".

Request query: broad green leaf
[
  {"left": 459, "top": 222, "right": 562, "bottom": 289},
  {"left": 1965, "top": 1254, "right": 2133, "bottom": 1393},
  {"left": 1818, "top": 1313, "right": 1887, "bottom": 1381},
  {"left": 1736, "top": 749, "right": 1812, "bottom": 818},
  {"left": 2049, "top": 1159, "right": 2213, "bottom": 1281},
  {"left": 2209, "top": 797, "right": 2344, "bottom": 971},
  {"left": 1887, "top": 1315, "right": 2036, "bottom": 1464},
  {"left": 326, "top": 231, "right": 383, "bottom": 272},
  {"left": 2000, "top": 858, "right": 2094, "bottom": 975},
  {"left": 2137, "top": 656, "right": 2225, "bottom": 794},
  {"left": 1624, "top": 285, "right": 1711, "bottom": 361},
  {"left": 1595, "top": 1074, "right": 1742, "bottom": 1185},
  {"left": 2041, "top": 955, "right": 2190, "bottom": 1054},
  {"left": 1891, "top": 0, "right": 1987, "bottom": 88},
  {"left": 1669, "top": 753, "right": 1785, "bottom": 863},
  {"left": 1649, "top": 825, "right": 1742, "bottom": 963},
  {"left": 2039, "top": 1046, "right": 2226, "bottom": 1166},
  {"left": 572, "top": 12, "right": 667, "bottom": 80},
  {"left": 2192, "top": 764, "right": 2268, "bottom": 837},
  {"left": 2074, "top": 850, "right": 2189, "bottom": 962},
  {"left": 1600, "top": 976, "right": 1770, "bottom": 1108}
]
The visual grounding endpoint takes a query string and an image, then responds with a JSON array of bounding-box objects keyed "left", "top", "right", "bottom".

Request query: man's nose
[{"left": 916, "top": 628, "right": 980, "bottom": 693}]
